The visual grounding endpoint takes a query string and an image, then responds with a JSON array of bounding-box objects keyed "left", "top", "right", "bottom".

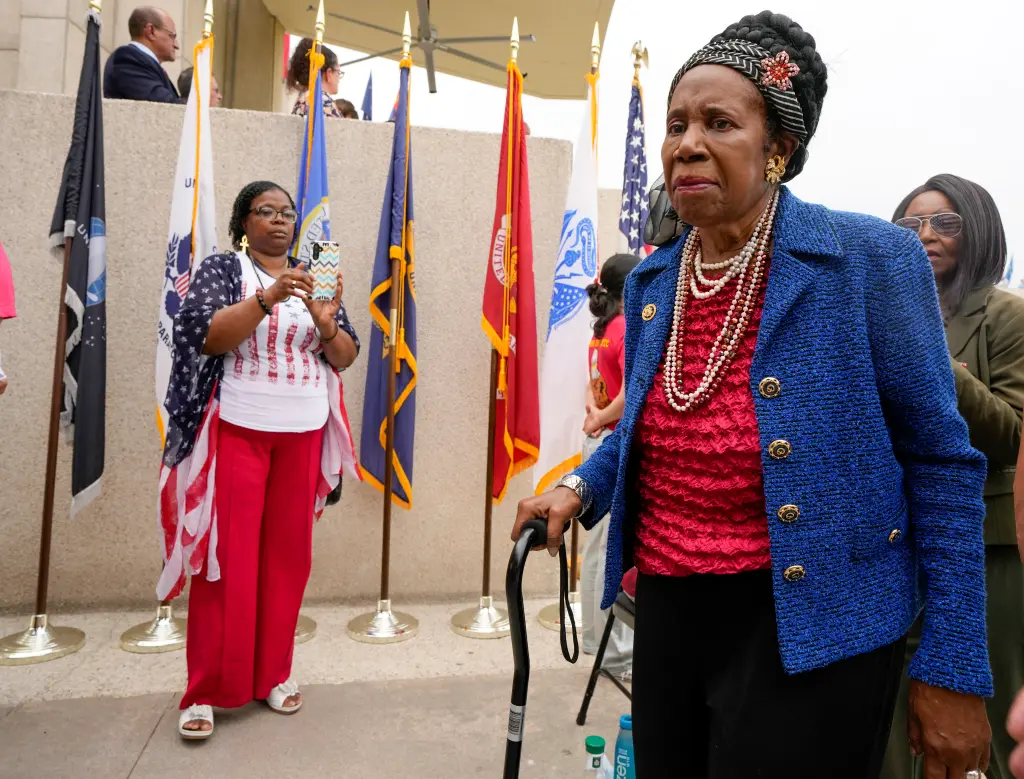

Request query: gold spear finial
[
  {"left": 88, "top": 0, "right": 102, "bottom": 12},
  {"left": 510, "top": 17, "right": 520, "bottom": 64},
  {"left": 314, "top": 0, "right": 325, "bottom": 44},
  {"left": 202, "top": 0, "right": 214, "bottom": 38},
  {"left": 591, "top": 22, "right": 601, "bottom": 73},
  {"left": 631, "top": 40, "right": 649, "bottom": 81},
  {"left": 402, "top": 11, "right": 411, "bottom": 57}
]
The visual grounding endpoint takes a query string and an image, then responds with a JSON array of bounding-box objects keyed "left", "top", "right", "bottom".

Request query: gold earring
[
  {"left": 240, "top": 235, "right": 249, "bottom": 251},
  {"left": 765, "top": 155, "right": 786, "bottom": 185}
]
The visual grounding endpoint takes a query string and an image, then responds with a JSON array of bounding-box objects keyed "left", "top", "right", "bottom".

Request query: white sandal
[
  {"left": 178, "top": 704, "right": 214, "bottom": 740},
  {"left": 264, "top": 679, "right": 302, "bottom": 714}
]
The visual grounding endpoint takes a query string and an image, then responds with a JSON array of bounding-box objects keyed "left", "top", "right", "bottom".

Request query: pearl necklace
[{"left": 663, "top": 191, "right": 779, "bottom": 413}]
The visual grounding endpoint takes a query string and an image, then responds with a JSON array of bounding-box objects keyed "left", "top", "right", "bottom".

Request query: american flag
[{"left": 618, "top": 81, "right": 650, "bottom": 256}]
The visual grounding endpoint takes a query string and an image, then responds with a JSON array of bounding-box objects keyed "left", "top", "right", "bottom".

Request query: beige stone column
[{"left": 0, "top": 0, "right": 284, "bottom": 110}]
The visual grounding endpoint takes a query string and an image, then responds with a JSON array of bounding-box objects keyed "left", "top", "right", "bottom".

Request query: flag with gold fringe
[
  {"left": 359, "top": 51, "right": 417, "bottom": 507},
  {"left": 480, "top": 55, "right": 539, "bottom": 504}
]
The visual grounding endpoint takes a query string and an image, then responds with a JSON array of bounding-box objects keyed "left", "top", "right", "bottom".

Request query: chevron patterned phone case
[{"left": 311, "top": 241, "right": 340, "bottom": 301}]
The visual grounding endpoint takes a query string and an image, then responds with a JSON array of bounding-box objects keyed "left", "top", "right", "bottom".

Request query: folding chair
[{"left": 576, "top": 587, "right": 634, "bottom": 726}]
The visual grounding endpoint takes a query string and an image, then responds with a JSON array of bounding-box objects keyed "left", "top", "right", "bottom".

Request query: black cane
[{"left": 503, "top": 518, "right": 578, "bottom": 779}]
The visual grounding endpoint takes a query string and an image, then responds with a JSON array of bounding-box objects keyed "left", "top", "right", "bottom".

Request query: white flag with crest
[
  {"left": 534, "top": 81, "right": 600, "bottom": 494},
  {"left": 156, "top": 36, "right": 218, "bottom": 442}
]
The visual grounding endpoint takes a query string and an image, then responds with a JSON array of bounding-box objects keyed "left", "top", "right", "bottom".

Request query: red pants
[{"left": 181, "top": 420, "right": 323, "bottom": 709}]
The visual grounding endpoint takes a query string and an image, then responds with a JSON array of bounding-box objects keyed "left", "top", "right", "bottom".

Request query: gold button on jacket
[
  {"left": 769, "top": 440, "right": 792, "bottom": 460},
  {"left": 778, "top": 505, "right": 800, "bottom": 523},
  {"left": 759, "top": 377, "right": 781, "bottom": 398},
  {"left": 783, "top": 565, "right": 806, "bottom": 582},
  {"left": 888, "top": 529, "right": 902, "bottom": 544}
]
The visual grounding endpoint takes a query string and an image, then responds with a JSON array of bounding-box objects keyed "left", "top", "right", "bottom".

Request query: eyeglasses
[
  {"left": 150, "top": 24, "right": 177, "bottom": 42},
  {"left": 250, "top": 206, "right": 298, "bottom": 224},
  {"left": 895, "top": 212, "right": 963, "bottom": 238}
]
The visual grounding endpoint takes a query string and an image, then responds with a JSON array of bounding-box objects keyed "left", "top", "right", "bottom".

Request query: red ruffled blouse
[{"left": 632, "top": 261, "right": 772, "bottom": 577}]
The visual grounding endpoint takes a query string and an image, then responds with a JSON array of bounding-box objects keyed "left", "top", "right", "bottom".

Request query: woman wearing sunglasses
[
  {"left": 160, "top": 181, "right": 360, "bottom": 740},
  {"left": 883, "top": 174, "right": 1024, "bottom": 779}
]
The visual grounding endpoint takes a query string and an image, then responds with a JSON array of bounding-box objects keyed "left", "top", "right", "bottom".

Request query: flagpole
[
  {"left": 450, "top": 19, "right": 525, "bottom": 640},
  {"left": 0, "top": 0, "right": 108, "bottom": 664},
  {"left": 347, "top": 12, "right": 419, "bottom": 644},
  {"left": 120, "top": 0, "right": 218, "bottom": 655},
  {"left": 0, "top": 236, "right": 86, "bottom": 665},
  {"left": 290, "top": 0, "right": 333, "bottom": 646},
  {"left": 538, "top": 22, "right": 602, "bottom": 634}
]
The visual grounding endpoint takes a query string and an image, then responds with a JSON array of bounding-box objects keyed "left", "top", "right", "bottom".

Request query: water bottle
[
  {"left": 583, "top": 735, "right": 613, "bottom": 778},
  {"left": 614, "top": 714, "right": 635, "bottom": 779}
]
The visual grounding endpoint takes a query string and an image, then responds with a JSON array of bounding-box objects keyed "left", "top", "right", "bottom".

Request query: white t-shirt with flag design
[{"left": 219, "top": 254, "right": 328, "bottom": 433}]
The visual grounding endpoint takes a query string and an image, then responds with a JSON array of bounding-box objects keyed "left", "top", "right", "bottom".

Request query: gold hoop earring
[{"left": 765, "top": 155, "right": 786, "bottom": 185}]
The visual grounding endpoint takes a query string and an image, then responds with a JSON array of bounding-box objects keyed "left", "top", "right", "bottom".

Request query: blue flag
[
  {"left": 359, "top": 56, "right": 417, "bottom": 508},
  {"left": 293, "top": 48, "right": 331, "bottom": 263},
  {"left": 1003, "top": 255, "right": 1014, "bottom": 286},
  {"left": 361, "top": 73, "right": 373, "bottom": 121}
]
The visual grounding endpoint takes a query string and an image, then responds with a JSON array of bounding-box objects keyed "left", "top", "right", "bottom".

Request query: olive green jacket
[{"left": 948, "top": 286, "right": 1024, "bottom": 545}]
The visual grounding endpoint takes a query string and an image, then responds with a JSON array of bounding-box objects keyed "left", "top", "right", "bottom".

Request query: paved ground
[{"left": 0, "top": 600, "right": 630, "bottom": 778}]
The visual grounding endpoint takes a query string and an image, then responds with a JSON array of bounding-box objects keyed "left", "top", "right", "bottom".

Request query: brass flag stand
[
  {"left": 538, "top": 23, "right": 603, "bottom": 634},
  {"left": 450, "top": 19, "right": 527, "bottom": 640},
  {"left": 120, "top": 600, "right": 188, "bottom": 654},
  {"left": 347, "top": 10, "right": 418, "bottom": 644},
  {"left": 120, "top": 0, "right": 218, "bottom": 655},
  {"left": 0, "top": 1, "right": 107, "bottom": 664},
  {"left": 0, "top": 233, "right": 87, "bottom": 662},
  {"left": 450, "top": 351, "right": 511, "bottom": 638}
]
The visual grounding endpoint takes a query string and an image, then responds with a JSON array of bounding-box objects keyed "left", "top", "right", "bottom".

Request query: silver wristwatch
[{"left": 557, "top": 474, "right": 593, "bottom": 519}]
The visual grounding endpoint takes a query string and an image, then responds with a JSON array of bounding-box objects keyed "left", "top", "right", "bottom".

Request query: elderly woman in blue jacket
[{"left": 515, "top": 11, "right": 992, "bottom": 779}]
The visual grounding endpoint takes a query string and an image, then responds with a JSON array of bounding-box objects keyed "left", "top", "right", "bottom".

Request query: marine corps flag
[
  {"left": 359, "top": 51, "right": 417, "bottom": 508},
  {"left": 481, "top": 57, "right": 539, "bottom": 504},
  {"left": 47, "top": 5, "right": 106, "bottom": 515}
]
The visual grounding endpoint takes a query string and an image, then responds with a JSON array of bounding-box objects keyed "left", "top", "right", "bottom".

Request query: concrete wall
[{"left": 0, "top": 88, "right": 624, "bottom": 612}]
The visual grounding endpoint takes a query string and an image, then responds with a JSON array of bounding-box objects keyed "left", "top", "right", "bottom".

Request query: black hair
[
  {"left": 892, "top": 174, "right": 1008, "bottom": 320},
  {"left": 287, "top": 38, "right": 339, "bottom": 93},
  {"left": 229, "top": 181, "right": 295, "bottom": 249},
  {"left": 177, "top": 67, "right": 193, "bottom": 101},
  {"left": 588, "top": 254, "right": 641, "bottom": 338},
  {"left": 668, "top": 11, "right": 828, "bottom": 181},
  {"left": 128, "top": 6, "right": 164, "bottom": 39}
]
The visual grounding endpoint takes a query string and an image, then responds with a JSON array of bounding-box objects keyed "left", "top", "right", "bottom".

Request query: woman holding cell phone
[{"left": 158, "top": 180, "right": 359, "bottom": 741}]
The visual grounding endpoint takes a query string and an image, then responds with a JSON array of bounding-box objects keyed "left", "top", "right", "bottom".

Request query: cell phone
[{"left": 310, "top": 241, "right": 340, "bottom": 301}]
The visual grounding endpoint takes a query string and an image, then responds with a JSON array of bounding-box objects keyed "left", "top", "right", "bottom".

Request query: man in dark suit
[{"left": 103, "top": 6, "right": 181, "bottom": 103}]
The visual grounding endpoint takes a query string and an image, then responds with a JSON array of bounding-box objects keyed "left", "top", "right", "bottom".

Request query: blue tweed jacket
[{"left": 575, "top": 187, "right": 994, "bottom": 696}]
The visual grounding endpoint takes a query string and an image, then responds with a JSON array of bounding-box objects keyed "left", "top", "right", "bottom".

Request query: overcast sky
[{"left": 313, "top": 0, "right": 1023, "bottom": 283}]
